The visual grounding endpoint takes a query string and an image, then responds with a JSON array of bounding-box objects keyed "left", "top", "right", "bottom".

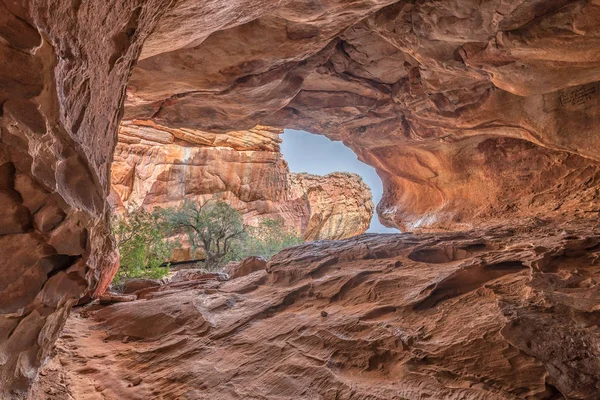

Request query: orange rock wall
[
  {"left": 111, "top": 121, "right": 374, "bottom": 247},
  {"left": 2, "top": 0, "right": 600, "bottom": 396}
]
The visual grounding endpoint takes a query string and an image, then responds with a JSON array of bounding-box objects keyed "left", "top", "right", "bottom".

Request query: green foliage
[
  {"left": 112, "top": 205, "right": 175, "bottom": 286},
  {"left": 113, "top": 200, "right": 304, "bottom": 281},
  {"left": 236, "top": 218, "right": 304, "bottom": 260},
  {"left": 166, "top": 200, "right": 246, "bottom": 270}
]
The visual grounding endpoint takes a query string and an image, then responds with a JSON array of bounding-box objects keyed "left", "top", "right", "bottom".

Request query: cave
[{"left": 2, "top": 0, "right": 600, "bottom": 398}]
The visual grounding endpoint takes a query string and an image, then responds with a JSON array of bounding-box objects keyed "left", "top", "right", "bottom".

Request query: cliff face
[
  {"left": 290, "top": 172, "right": 375, "bottom": 240},
  {"left": 111, "top": 121, "right": 373, "bottom": 249},
  {"left": 30, "top": 221, "right": 600, "bottom": 399},
  {"left": 2, "top": 0, "right": 600, "bottom": 396}
]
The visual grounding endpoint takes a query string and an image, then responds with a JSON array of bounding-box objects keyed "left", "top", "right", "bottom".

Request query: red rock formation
[
  {"left": 111, "top": 121, "right": 374, "bottom": 247},
  {"left": 124, "top": 0, "right": 600, "bottom": 231},
  {"left": 227, "top": 256, "right": 267, "bottom": 279},
  {"left": 29, "top": 221, "right": 600, "bottom": 399},
  {"left": 290, "top": 172, "right": 377, "bottom": 240},
  {"left": 0, "top": 0, "right": 156, "bottom": 393},
  {"left": 2, "top": 0, "right": 600, "bottom": 396}
]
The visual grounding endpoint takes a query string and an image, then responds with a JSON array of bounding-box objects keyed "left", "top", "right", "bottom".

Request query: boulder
[
  {"left": 229, "top": 256, "right": 267, "bottom": 279},
  {"left": 171, "top": 269, "right": 228, "bottom": 283},
  {"left": 98, "top": 292, "right": 137, "bottom": 305},
  {"left": 122, "top": 278, "right": 164, "bottom": 294}
]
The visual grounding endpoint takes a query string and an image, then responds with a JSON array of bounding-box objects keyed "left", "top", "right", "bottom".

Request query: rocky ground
[{"left": 29, "top": 219, "right": 600, "bottom": 399}]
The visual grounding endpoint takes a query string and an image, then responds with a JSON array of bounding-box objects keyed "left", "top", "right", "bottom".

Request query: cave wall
[
  {"left": 124, "top": 0, "right": 600, "bottom": 231},
  {"left": 1, "top": 0, "right": 600, "bottom": 396},
  {"left": 0, "top": 0, "right": 170, "bottom": 393}
]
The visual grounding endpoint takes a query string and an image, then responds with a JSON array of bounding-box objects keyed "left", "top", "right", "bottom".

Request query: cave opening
[
  {"left": 111, "top": 122, "right": 384, "bottom": 263},
  {"left": 2, "top": 0, "right": 600, "bottom": 398}
]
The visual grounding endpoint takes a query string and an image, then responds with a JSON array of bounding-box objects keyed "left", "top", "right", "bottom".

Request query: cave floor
[{"left": 29, "top": 220, "right": 600, "bottom": 399}]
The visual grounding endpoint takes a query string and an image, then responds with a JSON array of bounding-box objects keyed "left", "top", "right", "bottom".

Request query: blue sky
[{"left": 281, "top": 130, "right": 398, "bottom": 234}]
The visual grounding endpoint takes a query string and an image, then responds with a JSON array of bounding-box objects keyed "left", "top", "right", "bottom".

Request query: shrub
[
  {"left": 112, "top": 205, "right": 175, "bottom": 287},
  {"left": 237, "top": 217, "right": 304, "bottom": 260}
]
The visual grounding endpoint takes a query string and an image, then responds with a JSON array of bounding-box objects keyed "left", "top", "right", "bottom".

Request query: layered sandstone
[
  {"left": 2, "top": 0, "right": 600, "bottom": 396},
  {"left": 0, "top": 0, "right": 139, "bottom": 393},
  {"left": 111, "top": 121, "right": 374, "bottom": 247},
  {"left": 124, "top": 0, "right": 600, "bottom": 231},
  {"left": 30, "top": 220, "right": 600, "bottom": 399},
  {"left": 290, "top": 172, "right": 376, "bottom": 240}
]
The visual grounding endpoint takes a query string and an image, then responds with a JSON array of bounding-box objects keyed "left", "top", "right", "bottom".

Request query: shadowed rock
[{"left": 30, "top": 221, "right": 600, "bottom": 399}]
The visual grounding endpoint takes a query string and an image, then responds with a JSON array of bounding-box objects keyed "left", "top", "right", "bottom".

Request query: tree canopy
[
  {"left": 112, "top": 205, "right": 175, "bottom": 286},
  {"left": 166, "top": 200, "right": 246, "bottom": 270}
]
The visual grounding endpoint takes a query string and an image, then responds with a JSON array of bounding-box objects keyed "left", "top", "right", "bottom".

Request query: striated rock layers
[
  {"left": 111, "top": 120, "right": 374, "bottom": 246},
  {"left": 124, "top": 0, "right": 600, "bottom": 232},
  {"left": 30, "top": 220, "right": 600, "bottom": 399},
  {"left": 0, "top": 0, "right": 157, "bottom": 394},
  {"left": 290, "top": 172, "right": 377, "bottom": 241},
  {"left": 2, "top": 0, "right": 600, "bottom": 396}
]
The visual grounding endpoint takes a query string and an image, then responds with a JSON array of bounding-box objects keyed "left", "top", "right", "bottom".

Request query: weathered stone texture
[
  {"left": 30, "top": 221, "right": 600, "bottom": 399},
  {"left": 2, "top": 0, "right": 600, "bottom": 396}
]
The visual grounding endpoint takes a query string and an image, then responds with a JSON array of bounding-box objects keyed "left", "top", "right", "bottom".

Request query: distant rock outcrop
[
  {"left": 110, "top": 121, "right": 374, "bottom": 259},
  {"left": 290, "top": 172, "right": 376, "bottom": 240}
]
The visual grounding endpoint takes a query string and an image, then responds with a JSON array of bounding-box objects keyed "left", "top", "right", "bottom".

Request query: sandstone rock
[
  {"left": 228, "top": 256, "right": 267, "bottom": 279},
  {"left": 3, "top": 0, "right": 600, "bottom": 396},
  {"left": 121, "top": 278, "right": 164, "bottom": 295},
  {"left": 33, "top": 203, "right": 66, "bottom": 233},
  {"left": 170, "top": 269, "right": 228, "bottom": 283},
  {"left": 111, "top": 121, "right": 374, "bottom": 260},
  {"left": 30, "top": 221, "right": 600, "bottom": 399},
  {"left": 0, "top": 0, "right": 169, "bottom": 391},
  {"left": 122, "top": 0, "right": 600, "bottom": 231},
  {"left": 98, "top": 292, "right": 137, "bottom": 305},
  {"left": 290, "top": 172, "right": 374, "bottom": 240},
  {"left": 222, "top": 261, "right": 240, "bottom": 276}
]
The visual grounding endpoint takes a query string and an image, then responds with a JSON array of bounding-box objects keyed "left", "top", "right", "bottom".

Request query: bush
[
  {"left": 112, "top": 205, "right": 175, "bottom": 287},
  {"left": 236, "top": 217, "right": 304, "bottom": 260},
  {"left": 113, "top": 200, "right": 304, "bottom": 279}
]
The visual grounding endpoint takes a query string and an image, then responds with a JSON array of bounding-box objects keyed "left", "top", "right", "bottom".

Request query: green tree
[
  {"left": 112, "top": 205, "right": 174, "bottom": 287},
  {"left": 167, "top": 200, "right": 246, "bottom": 270},
  {"left": 239, "top": 217, "right": 304, "bottom": 260}
]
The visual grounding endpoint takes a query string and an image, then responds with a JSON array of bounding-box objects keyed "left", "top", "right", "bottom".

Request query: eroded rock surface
[
  {"left": 0, "top": 0, "right": 169, "bottom": 394},
  {"left": 125, "top": 0, "right": 600, "bottom": 231},
  {"left": 3, "top": 0, "right": 600, "bottom": 395},
  {"left": 30, "top": 220, "right": 600, "bottom": 399},
  {"left": 111, "top": 121, "right": 374, "bottom": 247}
]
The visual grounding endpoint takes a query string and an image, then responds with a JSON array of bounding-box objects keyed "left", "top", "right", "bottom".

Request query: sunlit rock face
[
  {"left": 290, "top": 172, "right": 375, "bottom": 240},
  {"left": 30, "top": 221, "right": 600, "bottom": 399},
  {"left": 110, "top": 121, "right": 374, "bottom": 252}
]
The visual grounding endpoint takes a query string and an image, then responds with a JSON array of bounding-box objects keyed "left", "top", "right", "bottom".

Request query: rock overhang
[
  {"left": 1, "top": 0, "right": 600, "bottom": 396},
  {"left": 122, "top": 0, "right": 600, "bottom": 231}
]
